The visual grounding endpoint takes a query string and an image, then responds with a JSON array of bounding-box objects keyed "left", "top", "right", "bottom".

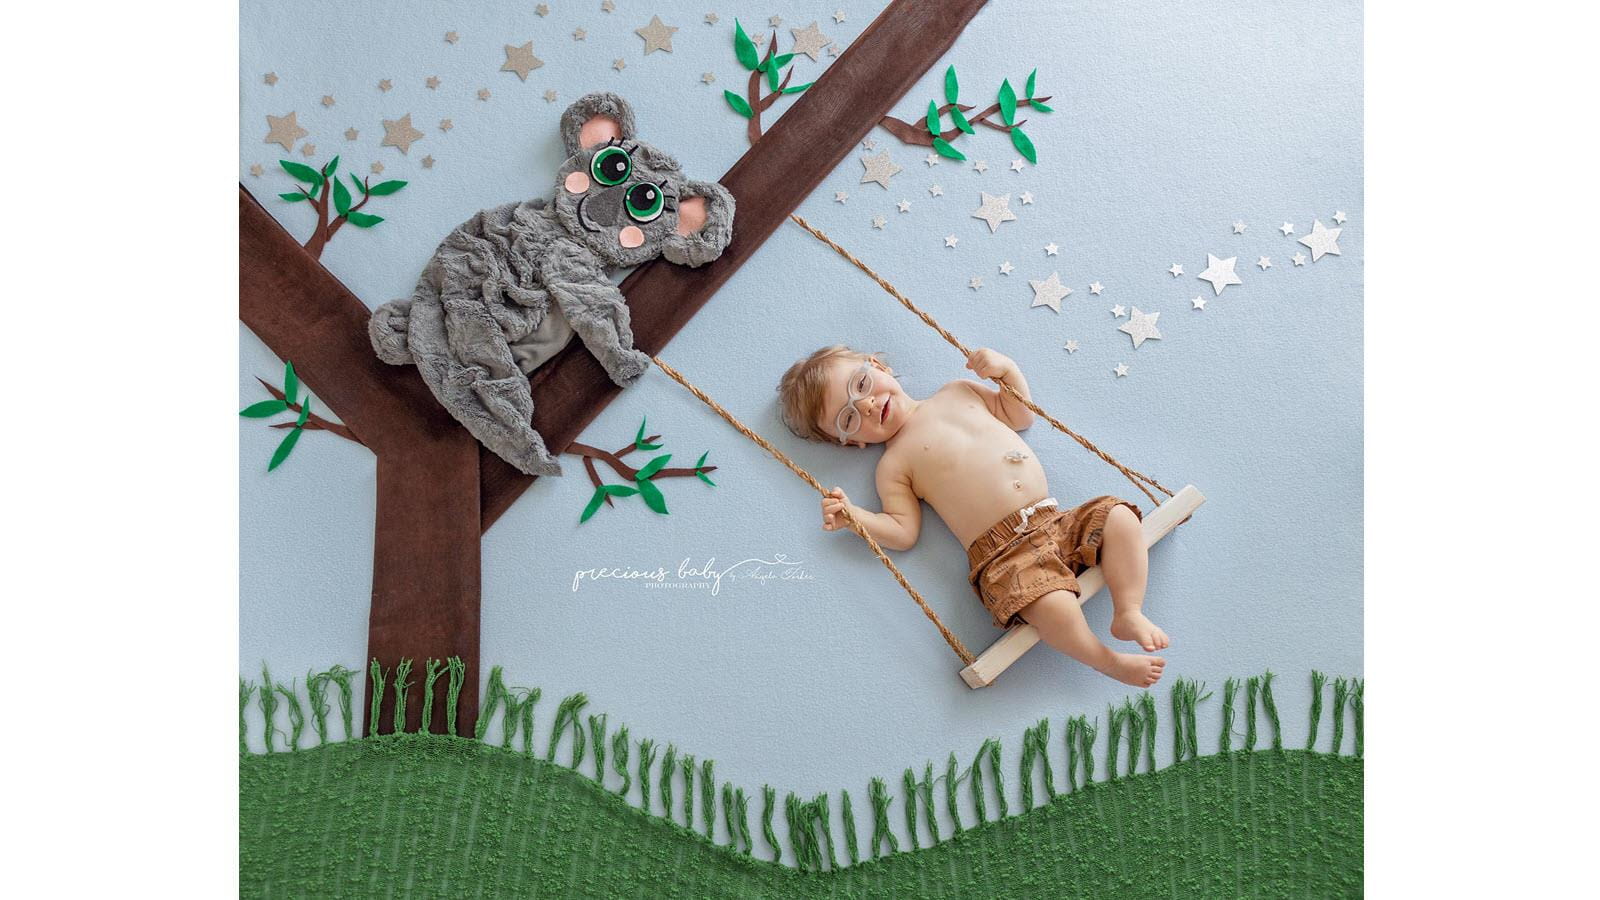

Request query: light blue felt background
[{"left": 241, "top": 0, "right": 1361, "bottom": 845}]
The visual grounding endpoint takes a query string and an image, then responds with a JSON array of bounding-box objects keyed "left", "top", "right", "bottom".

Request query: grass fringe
[
  {"left": 868, "top": 776, "right": 898, "bottom": 858},
  {"left": 611, "top": 725, "right": 631, "bottom": 796},
  {"left": 1330, "top": 677, "right": 1350, "bottom": 756},
  {"left": 1307, "top": 670, "right": 1328, "bottom": 751},
  {"left": 762, "top": 784, "right": 780, "bottom": 862},
  {"left": 1262, "top": 670, "right": 1283, "bottom": 750},
  {"left": 259, "top": 664, "right": 280, "bottom": 753},
  {"left": 636, "top": 738, "right": 657, "bottom": 812},
  {"left": 1220, "top": 678, "right": 1239, "bottom": 753},
  {"left": 840, "top": 789, "right": 860, "bottom": 864},
  {"left": 420, "top": 659, "right": 444, "bottom": 734},
  {"left": 1244, "top": 676, "right": 1260, "bottom": 751},
  {"left": 391, "top": 658, "right": 413, "bottom": 734},
  {"left": 589, "top": 713, "right": 609, "bottom": 780},
  {"left": 366, "top": 659, "right": 387, "bottom": 738},
  {"left": 701, "top": 758, "right": 717, "bottom": 839},
  {"left": 1352, "top": 679, "right": 1364, "bottom": 757},
  {"left": 660, "top": 744, "right": 677, "bottom": 823},
  {"left": 1124, "top": 699, "right": 1143, "bottom": 778},
  {"left": 680, "top": 752, "right": 696, "bottom": 828},
  {"left": 275, "top": 679, "right": 306, "bottom": 751}
]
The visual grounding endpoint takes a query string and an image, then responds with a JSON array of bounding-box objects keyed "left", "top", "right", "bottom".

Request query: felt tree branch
[
  {"left": 240, "top": 360, "right": 366, "bottom": 470},
  {"left": 878, "top": 66, "right": 1054, "bottom": 163},
  {"left": 567, "top": 418, "right": 718, "bottom": 521},
  {"left": 724, "top": 21, "right": 814, "bottom": 145},
  {"left": 258, "top": 378, "right": 364, "bottom": 445},
  {"left": 276, "top": 157, "right": 407, "bottom": 259}
]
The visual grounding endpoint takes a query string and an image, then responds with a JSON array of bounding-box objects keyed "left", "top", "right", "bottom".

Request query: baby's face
[{"left": 815, "top": 356, "right": 910, "bottom": 447}]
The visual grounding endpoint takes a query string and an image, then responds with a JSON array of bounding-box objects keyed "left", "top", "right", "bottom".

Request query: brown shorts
[{"left": 966, "top": 496, "right": 1141, "bottom": 629}]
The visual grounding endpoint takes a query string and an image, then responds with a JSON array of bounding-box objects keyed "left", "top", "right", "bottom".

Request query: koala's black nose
[{"left": 583, "top": 184, "right": 627, "bottom": 227}]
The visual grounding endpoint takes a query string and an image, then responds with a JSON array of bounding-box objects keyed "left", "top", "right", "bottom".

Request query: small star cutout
[
  {"left": 928, "top": 184, "right": 944, "bottom": 197},
  {"left": 1333, "top": 210, "right": 1348, "bottom": 224},
  {"left": 925, "top": 153, "right": 940, "bottom": 167},
  {"left": 422, "top": 155, "right": 435, "bottom": 169},
  {"left": 264, "top": 112, "right": 308, "bottom": 150},
  {"left": 969, "top": 277, "right": 983, "bottom": 290},
  {"left": 1044, "top": 242, "right": 1059, "bottom": 256},
  {"left": 859, "top": 151, "right": 902, "bottom": 188},
  {"left": 477, "top": 88, "right": 491, "bottom": 100},
  {"left": 999, "top": 261, "right": 1014, "bottom": 275},
  {"left": 249, "top": 163, "right": 264, "bottom": 177},
  {"left": 1118, "top": 307, "right": 1163, "bottom": 348},
  {"left": 1089, "top": 282, "right": 1104, "bottom": 295},
  {"left": 705, "top": 13, "right": 719, "bottom": 25},
  {"left": 1168, "top": 263, "right": 1183, "bottom": 277},
  {"left": 1298, "top": 219, "right": 1343, "bottom": 261},
  {"left": 701, "top": 72, "right": 715, "bottom": 84},
  {"left": 1191, "top": 296, "right": 1207, "bottom": 310},
  {"left": 603, "top": 0, "right": 615, "bottom": 12},
  {"left": 871, "top": 215, "right": 887, "bottom": 229},
  {"left": 1063, "top": 340, "right": 1079, "bottom": 353},
  {"left": 344, "top": 127, "right": 359, "bottom": 141},
  {"left": 897, "top": 199, "right": 911, "bottom": 213},
  {"left": 1010, "top": 159, "right": 1025, "bottom": 172},
  {"left": 1020, "top": 191, "right": 1034, "bottom": 204},
  {"left": 300, "top": 143, "right": 317, "bottom": 158},
  {"left": 972, "top": 160, "right": 989, "bottom": 173},
  {"left": 636, "top": 15, "right": 679, "bottom": 54},
  {"left": 1111, "top": 305, "right": 1127, "bottom": 318},
  {"left": 1257, "top": 256, "right": 1272, "bottom": 270},
  {"left": 370, "top": 162, "right": 384, "bottom": 174},
  {"left": 445, "top": 31, "right": 460, "bottom": 44},
  {"left": 263, "top": 72, "right": 278, "bottom": 85},
  {"left": 537, "top": 3, "right": 550, "bottom": 15},
  {"left": 826, "top": 43, "right": 840, "bottom": 57},
  {"left": 749, "top": 32, "right": 766, "bottom": 46},
  {"left": 426, "top": 76, "right": 440, "bottom": 90},
  {"left": 971, "top": 192, "right": 1017, "bottom": 233},
  {"left": 439, "top": 118, "right": 453, "bottom": 132},
  {"left": 769, "top": 15, "right": 782, "bottom": 27},
  {"left": 861, "top": 138, "right": 876, "bottom": 150},
  {"left": 944, "top": 234, "right": 959, "bottom": 248},
  {"left": 573, "top": 28, "right": 587, "bottom": 40},
  {"left": 321, "top": 95, "right": 335, "bottom": 107},
  {"left": 833, "top": 10, "right": 847, "bottom": 24},
  {"left": 1197, "top": 254, "right": 1243, "bottom": 295},
  {"left": 1029, "top": 272, "right": 1072, "bottom": 313},
  {"left": 790, "top": 21, "right": 832, "bottom": 61},
  {"left": 612, "top": 58, "right": 627, "bottom": 71},
  {"left": 381, "top": 113, "right": 425, "bottom": 154},
  {"left": 378, "top": 79, "right": 393, "bottom": 92},
  {"left": 1292, "top": 252, "right": 1307, "bottom": 266},
  {"left": 1279, "top": 222, "right": 1295, "bottom": 236},
  {"left": 1233, "top": 221, "right": 1247, "bottom": 234},
  {"left": 502, "top": 42, "right": 544, "bottom": 80},
  {"left": 1114, "top": 363, "right": 1129, "bottom": 378},
  {"left": 834, "top": 191, "right": 848, "bottom": 203}
]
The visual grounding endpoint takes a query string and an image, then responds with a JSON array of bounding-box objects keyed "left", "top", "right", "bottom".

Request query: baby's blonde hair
[{"left": 776, "top": 345, "right": 887, "bottom": 443}]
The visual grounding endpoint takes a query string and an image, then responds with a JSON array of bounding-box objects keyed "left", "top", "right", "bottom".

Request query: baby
[{"left": 776, "top": 345, "right": 1168, "bottom": 687}]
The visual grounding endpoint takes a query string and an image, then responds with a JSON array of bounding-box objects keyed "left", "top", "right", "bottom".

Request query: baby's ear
[
  {"left": 663, "top": 179, "right": 736, "bottom": 267},
  {"left": 560, "top": 92, "right": 637, "bottom": 156}
]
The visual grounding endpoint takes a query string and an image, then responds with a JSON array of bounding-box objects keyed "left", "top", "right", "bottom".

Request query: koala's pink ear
[
  {"left": 674, "top": 196, "right": 707, "bottom": 236},
  {"left": 577, "top": 116, "right": 623, "bottom": 151},
  {"left": 559, "top": 93, "right": 638, "bottom": 157}
]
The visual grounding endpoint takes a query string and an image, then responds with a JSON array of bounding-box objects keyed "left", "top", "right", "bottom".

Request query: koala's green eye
[
  {"left": 590, "top": 146, "right": 631, "bottom": 186},
  {"left": 624, "top": 182, "right": 666, "bottom": 223}
]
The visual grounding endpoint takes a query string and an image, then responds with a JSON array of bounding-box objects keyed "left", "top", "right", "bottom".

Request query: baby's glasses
[{"left": 834, "top": 359, "right": 876, "bottom": 444}]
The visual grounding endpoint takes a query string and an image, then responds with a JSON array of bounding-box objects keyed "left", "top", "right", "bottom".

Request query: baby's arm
[
  {"left": 963, "top": 347, "right": 1037, "bottom": 430},
  {"left": 819, "top": 460, "right": 922, "bottom": 551}
]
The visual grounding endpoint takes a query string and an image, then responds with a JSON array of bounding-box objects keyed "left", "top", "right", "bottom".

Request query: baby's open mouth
[{"left": 880, "top": 397, "right": 890, "bottom": 424}]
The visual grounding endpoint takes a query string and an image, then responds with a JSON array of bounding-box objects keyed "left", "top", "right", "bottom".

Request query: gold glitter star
[
  {"left": 321, "top": 95, "right": 335, "bottom": 107},
  {"left": 439, "top": 118, "right": 453, "bottom": 132},
  {"left": 789, "top": 21, "right": 830, "bottom": 61},
  {"left": 249, "top": 163, "right": 264, "bottom": 177},
  {"left": 701, "top": 72, "right": 715, "bottom": 84},
  {"left": 635, "top": 15, "right": 679, "bottom": 54},
  {"left": 371, "top": 162, "right": 384, "bottom": 174},
  {"left": 536, "top": 3, "right": 550, "bottom": 15},
  {"left": 445, "top": 30, "right": 460, "bottom": 44},
  {"left": 426, "top": 76, "right": 440, "bottom": 90},
  {"left": 501, "top": 41, "right": 544, "bottom": 81},
  {"left": 544, "top": 89, "right": 559, "bottom": 102},
  {"left": 704, "top": 13, "right": 719, "bottom": 25},
  {"left": 601, "top": 0, "right": 615, "bottom": 11},
  {"left": 422, "top": 155, "right": 435, "bottom": 169},
  {"left": 263, "top": 112, "right": 308, "bottom": 150},
  {"left": 300, "top": 143, "right": 316, "bottom": 158},
  {"left": 477, "top": 87, "right": 491, "bottom": 100},
  {"left": 573, "top": 27, "right": 586, "bottom": 40},
  {"left": 263, "top": 72, "right": 278, "bottom": 85},
  {"left": 612, "top": 58, "right": 626, "bottom": 71},
  {"left": 378, "top": 78, "right": 392, "bottom": 92},
  {"left": 344, "top": 127, "right": 359, "bottom": 141},
  {"left": 381, "top": 113, "right": 425, "bottom": 154}
]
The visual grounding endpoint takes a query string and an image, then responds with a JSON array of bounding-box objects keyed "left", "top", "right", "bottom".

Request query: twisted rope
[
  {"left": 788, "top": 213, "right": 1174, "bottom": 508},
  {"left": 651, "top": 355, "right": 975, "bottom": 666}
]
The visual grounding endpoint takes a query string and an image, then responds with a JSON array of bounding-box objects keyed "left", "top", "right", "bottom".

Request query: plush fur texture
[{"left": 370, "top": 92, "right": 735, "bottom": 476}]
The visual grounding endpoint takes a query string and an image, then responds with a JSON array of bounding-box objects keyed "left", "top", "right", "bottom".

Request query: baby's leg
[
  {"left": 1101, "top": 505, "right": 1171, "bottom": 652},
  {"left": 1019, "top": 591, "right": 1165, "bottom": 688}
]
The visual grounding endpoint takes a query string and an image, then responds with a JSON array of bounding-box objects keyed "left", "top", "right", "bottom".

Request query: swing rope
[
  {"left": 650, "top": 354, "right": 976, "bottom": 666},
  {"left": 787, "top": 213, "right": 1174, "bottom": 508}
]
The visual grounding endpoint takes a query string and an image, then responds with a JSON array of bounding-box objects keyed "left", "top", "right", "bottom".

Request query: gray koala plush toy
[{"left": 369, "top": 92, "right": 735, "bottom": 476}]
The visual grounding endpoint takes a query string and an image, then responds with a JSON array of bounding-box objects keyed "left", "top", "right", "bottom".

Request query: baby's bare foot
[
  {"left": 1097, "top": 652, "right": 1166, "bottom": 688},
  {"left": 1111, "top": 611, "right": 1171, "bottom": 652}
]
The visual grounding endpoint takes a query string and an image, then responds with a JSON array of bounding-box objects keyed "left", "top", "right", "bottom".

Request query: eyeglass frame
[{"left": 833, "top": 358, "right": 879, "bottom": 444}]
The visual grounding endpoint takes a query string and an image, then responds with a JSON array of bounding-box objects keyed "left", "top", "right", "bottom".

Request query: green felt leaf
[
  {"left": 769, "top": 53, "right": 795, "bottom": 70},
  {"left": 636, "top": 477, "right": 668, "bottom": 515},
  {"left": 925, "top": 100, "right": 940, "bottom": 137},
  {"left": 999, "top": 79, "right": 1018, "bottom": 126},
  {"left": 635, "top": 453, "right": 672, "bottom": 481},
  {"left": 322, "top": 155, "right": 339, "bottom": 178},
  {"left": 279, "top": 160, "right": 321, "bottom": 184},
  {"left": 346, "top": 211, "right": 384, "bottom": 228},
  {"left": 765, "top": 58, "right": 780, "bottom": 91},
  {"left": 268, "top": 426, "right": 302, "bottom": 472},
  {"left": 283, "top": 361, "right": 299, "bottom": 406},
  {"left": 601, "top": 484, "right": 640, "bottom": 497},
  {"left": 695, "top": 451, "right": 709, "bottom": 469},
  {"left": 279, "top": 192, "right": 307, "bottom": 202},
  {"left": 944, "top": 65, "right": 959, "bottom": 104},
  {"left": 333, "top": 178, "right": 352, "bottom": 217},
  {"left": 724, "top": 90, "right": 753, "bottom": 119},
  {"left": 1026, "top": 68, "right": 1038, "bottom": 99},
  {"left": 951, "top": 106, "right": 974, "bottom": 135},
  {"left": 1011, "top": 127, "right": 1037, "bottom": 164},
  {"left": 296, "top": 396, "right": 312, "bottom": 428},
  {"left": 1031, "top": 100, "right": 1053, "bottom": 113},
  {"left": 734, "top": 20, "right": 758, "bottom": 70},
  {"left": 579, "top": 487, "right": 607, "bottom": 523},
  {"left": 366, "top": 179, "right": 407, "bottom": 196},
  {"left": 697, "top": 471, "right": 717, "bottom": 487},
  {"left": 240, "top": 399, "right": 288, "bottom": 418},
  {"left": 634, "top": 417, "right": 647, "bottom": 448},
  {"left": 349, "top": 174, "right": 366, "bottom": 195},
  {"left": 931, "top": 136, "right": 966, "bottom": 161},
  {"left": 780, "top": 81, "right": 813, "bottom": 94}
]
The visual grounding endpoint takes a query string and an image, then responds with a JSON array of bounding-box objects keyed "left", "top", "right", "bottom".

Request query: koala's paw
[{"left": 607, "top": 348, "right": 652, "bottom": 386}]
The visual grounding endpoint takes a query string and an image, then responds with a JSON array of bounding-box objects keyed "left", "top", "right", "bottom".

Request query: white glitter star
[
  {"left": 1333, "top": 210, "right": 1348, "bottom": 224},
  {"left": 944, "top": 234, "right": 959, "bottom": 248},
  {"left": 896, "top": 199, "right": 911, "bottom": 213},
  {"left": 1118, "top": 307, "right": 1163, "bottom": 348},
  {"left": 834, "top": 191, "right": 848, "bottom": 203},
  {"left": 1063, "top": 340, "right": 1079, "bottom": 353},
  {"left": 1233, "top": 221, "right": 1247, "bottom": 234},
  {"left": 859, "top": 151, "right": 902, "bottom": 188},
  {"left": 1279, "top": 222, "right": 1295, "bottom": 236},
  {"left": 1197, "top": 254, "right": 1243, "bottom": 295},
  {"left": 1044, "top": 242, "right": 1059, "bottom": 256},
  {"left": 971, "top": 192, "right": 1017, "bottom": 233},
  {"left": 972, "top": 160, "right": 989, "bottom": 173},
  {"left": 928, "top": 184, "right": 944, "bottom": 197},
  {"left": 1089, "top": 282, "right": 1104, "bottom": 295},
  {"left": 1257, "top": 256, "right": 1272, "bottom": 270},
  {"left": 1191, "top": 296, "right": 1207, "bottom": 310},
  {"left": 1111, "top": 305, "right": 1127, "bottom": 318},
  {"left": 1020, "top": 192, "right": 1034, "bottom": 204},
  {"left": 1010, "top": 159, "right": 1026, "bottom": 172},
  {"left": 1168, "top": 263, "right": 1183, "bottom": 277},
  {"left": 1297, "top": 219, "right": 1343, "bottom": 261},
  {"left": 998, "top": 261, "right": 1014, "bottom": 275},
  {"left": 1292, "top": 252, "right": 1307, "bottom": 266},
  {"left": 872, "top": 215, "right": 887, "bottom": 229},
  {"left": 969, "top": 276, "right": 983, "bottom": 290},
  {"left": 925, "top": 153, "right": 940, "bottom": 167},
  {"left": 1029, "top": 272, "right": 1072, "bottom": 313},
  {"left": 1113, "top": 364, "right": 1129, "bottom": 378},
  {"left": 833, "top": 10, "right": 847, "bottom": 24}
]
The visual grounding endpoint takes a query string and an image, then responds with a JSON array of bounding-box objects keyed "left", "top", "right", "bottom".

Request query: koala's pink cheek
[
  {"left": 618, "top": 226, "right": 645, "bottom": 249},
  {"left": 564, "top": 171, "right": 591, "bottom": 194}
]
